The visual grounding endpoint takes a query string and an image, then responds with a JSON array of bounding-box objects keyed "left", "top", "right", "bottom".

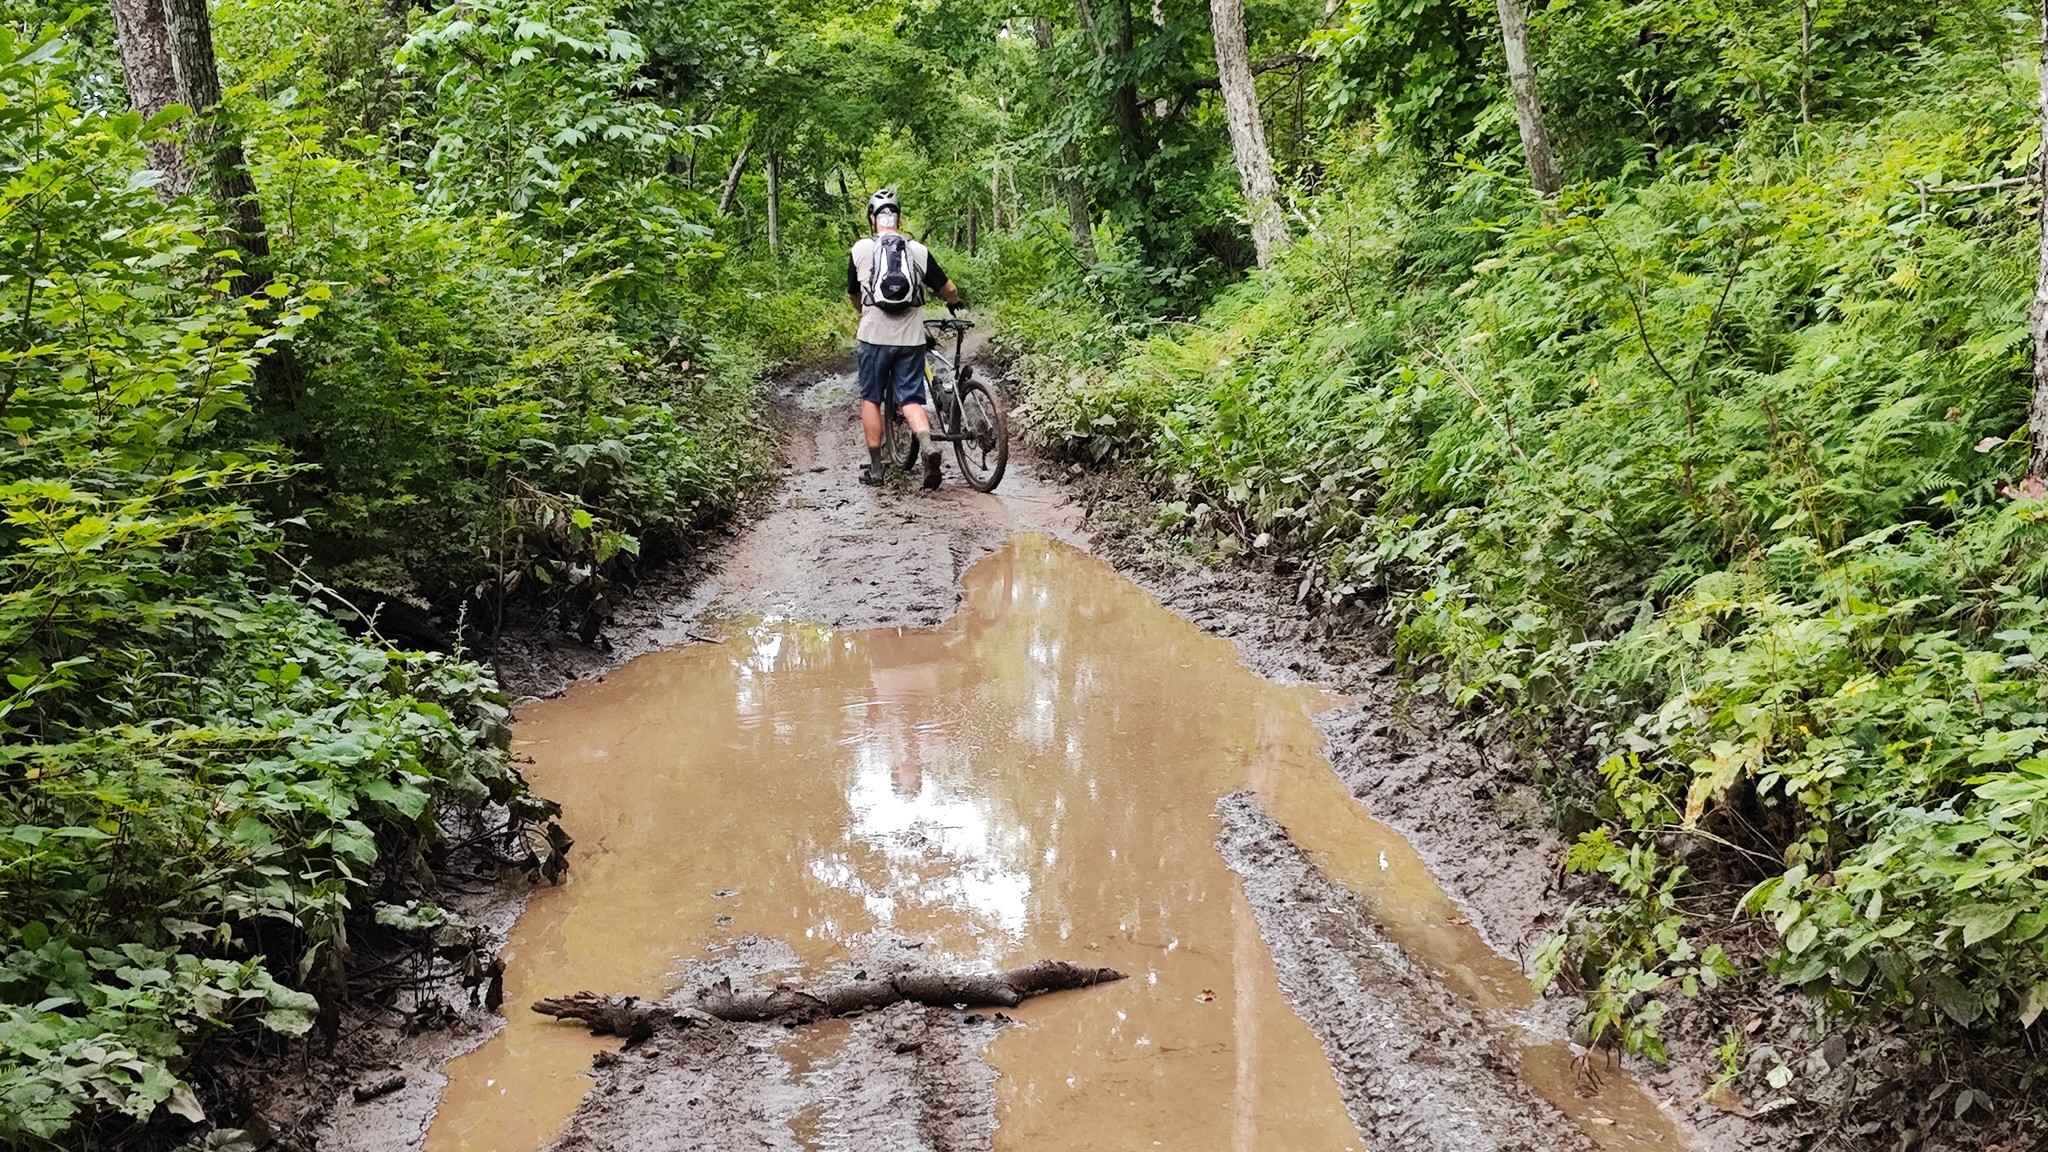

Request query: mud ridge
[
  {"left": 1216, "top": 790, "right": 1596, "bottom": 1152},
  {"left": 798, "top": 1003, "right": 1003, "bottom": 1152}
]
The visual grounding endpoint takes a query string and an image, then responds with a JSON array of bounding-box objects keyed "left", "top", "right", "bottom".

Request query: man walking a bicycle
[{"left": 848, "top": 189, "right": 966, "bottom": 489}]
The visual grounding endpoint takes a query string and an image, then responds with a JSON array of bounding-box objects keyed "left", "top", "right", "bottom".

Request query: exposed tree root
[{"left": 532, "top": 960, "right": 1126, "bottom": 1039}]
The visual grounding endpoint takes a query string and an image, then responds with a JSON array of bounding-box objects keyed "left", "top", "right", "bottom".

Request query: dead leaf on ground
[{"left": 1703, "top": 1082, "right": 1749, "bottom": 1116}]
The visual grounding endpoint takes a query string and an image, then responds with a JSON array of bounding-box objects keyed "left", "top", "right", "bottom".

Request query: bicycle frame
[
  {"left": 877, "top": 314, "right": 1007, "bottom": 491},
  {"left": 918, "top": 318, "right": 974, "bottom": 442}
]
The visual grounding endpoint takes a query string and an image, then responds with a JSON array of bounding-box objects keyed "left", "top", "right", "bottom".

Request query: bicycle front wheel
[{"left": 952, "top": 377, "right": 1009, "bottom": 492}]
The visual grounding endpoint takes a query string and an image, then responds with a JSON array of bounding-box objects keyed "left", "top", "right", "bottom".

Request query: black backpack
[{"left": 866, "top": 234, "right": 923, "bottom": 315}]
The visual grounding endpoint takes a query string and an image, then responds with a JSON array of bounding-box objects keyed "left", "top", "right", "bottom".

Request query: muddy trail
[{"left": 312, "top": 368, "right": 1745, "bottom": 1152}]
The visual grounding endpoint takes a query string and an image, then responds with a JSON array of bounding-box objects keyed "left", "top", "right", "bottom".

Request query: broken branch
[{"left": 531, "top": 960, "right": 1127, "bottom": 1037}]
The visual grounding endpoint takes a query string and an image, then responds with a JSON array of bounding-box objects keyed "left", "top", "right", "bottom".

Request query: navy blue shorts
[{"left": 857, "top": 341, "right": 927, "bottom": 408}]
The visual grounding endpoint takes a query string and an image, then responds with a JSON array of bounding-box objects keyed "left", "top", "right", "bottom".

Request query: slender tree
[
  {"left": 1032, "top": 13, "right": 1097, "bottom": 264},
  {"left": 1493, "top": 0, "right": 1560, "bottom": 196},
  {"left": 1799, "top": 1, "right": 1814, "bottom": 124},
  {"left": 2031, "top": 0, "right": 2048, "bottom": 485},
  {"left": 161, "top": 0, "right": 271, "bottom": 280},
  {"left": 1075, "top": 0, "right": 1164, "bottom": 264},
  {"left": 717, "top": 139, "right": 751, "bottom": 216},
  {"left": 1106, "top": 0, "right": 1146, "bottom": 183},
  {"left": 764, "top": 150, "right": 782, "bottom": 257},
  {"left": 109, "top": 0, "right": 192, "bottom": 197},
  {"left": 1206, "top": 0, "right": 1287, "bottom": 266}
]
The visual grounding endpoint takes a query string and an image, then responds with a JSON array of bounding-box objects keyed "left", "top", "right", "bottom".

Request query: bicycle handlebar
[{"left": 924, "top": 317, "right": 975, "bottom": 332}]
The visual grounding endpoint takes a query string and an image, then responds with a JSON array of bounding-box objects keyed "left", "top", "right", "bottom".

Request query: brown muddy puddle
[{"left": 427, "top": 535, "right": 1693, "bottom": 1152}]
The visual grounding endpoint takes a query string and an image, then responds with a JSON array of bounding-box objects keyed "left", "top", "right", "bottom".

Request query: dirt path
[
  {"left": 310, "top": 367, "right": 1740, "bottom": 1152},
  {"left": 492, "top": 364, "right": 1083, "bottom": 700}
]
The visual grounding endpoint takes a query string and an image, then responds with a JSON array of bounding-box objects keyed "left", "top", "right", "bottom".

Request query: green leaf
[
  {"left": 1928, "top": 975, "right": 1980, "bottom": 1025},
  {"left": 1947, "top": 903, "right": 2018, "bottom": 948},
  {"left": 2021, "top": 981, "right": 2048, "bottom": 1028},
  {"left": 260, "top": 989, "right": 320, "bottom": 1037},
  {"left": 1783, "top": 920, "right": 1818, "bottom": 955},
  {"left": 2010, "top": 910, "right": 2048, "bottom": 943}
]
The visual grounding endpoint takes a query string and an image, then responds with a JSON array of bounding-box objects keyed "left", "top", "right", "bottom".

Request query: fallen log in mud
[{"left": 533, "top": 960, "right": 1125, "bottom": 1038}]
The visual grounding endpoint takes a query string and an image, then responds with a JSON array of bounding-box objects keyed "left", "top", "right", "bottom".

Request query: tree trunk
[
  {"left": 1032, "top": 14, "right": 1097, "bottom": 263},
  {"left": 1206, "top": 0, "right": 1287, "bottom": 267},
  {"left": 764, "top": 150, "right": 781, "bottom": 258},
  {"left": 1493, "top": 0, "right": 1561, "bottom": 196},
  {"left": 1071, "top": 0, "right": 1104, "bottom": 56},
  {"left": 1799, "top": 1, "right": 1814, "bottom": 124},
  {"left": 532, "top": 961, "right": 1127, "bottom": 1037},
  {"left": 1076, "top": 0, "right": 1162, "bottom": 264},
  {"left": 967, "top": 198, "right": 978, "bottom": 256},
  {"left": 1108, "top": 0, "right": 1146, "bottom": 171},
  {"left": 109, "top": 0, "right": 192, "bottom": 198},
  {"left": 717, "top": 140, "right": 751, "bottom": 216},
  {"left": 162, "top": 0, "right": 271, "bottom": 280},
  {"left": 2030, "top": 0, "right": 2048, "bottom": 484},
  {"left": 990, "top": 157, "right": 1002, "bottom": 233}
]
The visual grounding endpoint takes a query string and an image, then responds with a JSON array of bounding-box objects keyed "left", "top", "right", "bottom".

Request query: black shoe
[
  {"left": 861, "top": 462, "right": 886, "bottom": 486},
  {"left": 920, "top": 447, "right": 942, "bottom": 490}
]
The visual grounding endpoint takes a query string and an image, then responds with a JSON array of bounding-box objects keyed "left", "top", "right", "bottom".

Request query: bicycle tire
[
  {"left": 929, "top": 361, "right": 959, "bottom": 437},
  {"left": 952, "top": 376, "right": 1009, "bottom": 492},
  {"left": 884, "top": 401, "right": 918, "bottom": 471}
]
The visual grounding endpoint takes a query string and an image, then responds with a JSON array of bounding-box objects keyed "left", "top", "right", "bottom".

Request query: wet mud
[
  {"left": 432, "top": 536, "right": 1369, "bottom": 1151},
  {"left": 491, "top": 364, "right": 1081, "bottom": 702},
  {"left": 308, "top": 368, "right": 1728, "bottom": 1152}
]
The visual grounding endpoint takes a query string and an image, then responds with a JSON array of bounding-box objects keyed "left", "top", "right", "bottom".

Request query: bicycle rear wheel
[
  {"left": 952, "top": 376, "right": 1009, "bottom": 492},
  {"left": 884, "top": 401, "right": 918, "bottom": 471}
]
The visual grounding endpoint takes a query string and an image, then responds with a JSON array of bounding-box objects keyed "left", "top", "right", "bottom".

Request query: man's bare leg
[
  {"left": 861, "top": 401, "right": 937, "bottom": 487},
  {"left": 861, "top": 401, "right": 930, "bottom": 451},
  {"left": 861, "top": 400, "right": 885, "bottom": 448},
  {"left": 904, "top": 402, "right": 940, "bottom": 488}
]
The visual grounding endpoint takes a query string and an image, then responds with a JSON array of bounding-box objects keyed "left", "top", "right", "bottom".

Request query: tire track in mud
[
  {"left": 331, "top": 367, "right": 1700, "bottom": 1152},
  {"left": 1216, "top": 791, "right": 1596, "bottom": 1152}
]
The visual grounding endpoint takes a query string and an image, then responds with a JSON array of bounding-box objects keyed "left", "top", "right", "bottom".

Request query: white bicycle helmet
[{"left": 867, "top": 189, "right": 900, "bottom": 220}]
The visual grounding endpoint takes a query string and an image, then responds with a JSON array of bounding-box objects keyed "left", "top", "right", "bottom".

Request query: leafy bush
[
  {"left": 0, "top": 35, "right": 555, "bottom": 1142},
  {"left": 1005, "top": 19, "right": 2048, "bottom": 1066},
  {"left": 195, "top": 0, "right": 830, "bottom": 629}
]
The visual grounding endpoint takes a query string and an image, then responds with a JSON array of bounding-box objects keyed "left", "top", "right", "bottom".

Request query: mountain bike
[{"left": 882, "top": 316, "right": 1009, "bottom": 492}]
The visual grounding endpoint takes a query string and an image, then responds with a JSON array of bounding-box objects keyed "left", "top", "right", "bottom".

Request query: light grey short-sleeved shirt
[{"left": 848, "top": 235, "right": 948, "bottom": 347}]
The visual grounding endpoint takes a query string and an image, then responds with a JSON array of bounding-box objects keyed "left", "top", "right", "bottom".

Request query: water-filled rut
[{"left": 426, "top": 534, "right": 1694, "bottom": 1151}]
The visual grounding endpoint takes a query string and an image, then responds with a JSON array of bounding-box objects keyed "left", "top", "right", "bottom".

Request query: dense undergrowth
[
  {"left": 218, "top": 0, "right": 844, "bottom": 629},
  {"left": 1000, "top": 1, "right": 2048, "bottom": 1116},
  {"left": 0, "top": 0, "right": 845, "bottom": 1140}
]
